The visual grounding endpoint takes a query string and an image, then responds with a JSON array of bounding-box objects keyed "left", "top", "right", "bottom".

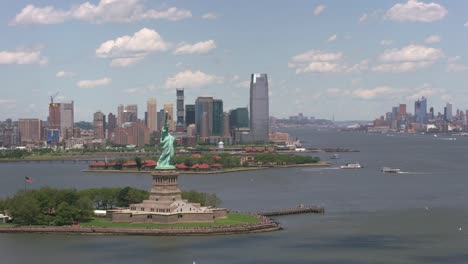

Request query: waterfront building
[
  {"left": 176, "top": 89, "right": 185, "bottom": 131},
  {"left": 195, "top": 97, "right": 214, "bottom": 138},
  {"left": 113, "top": 122, "right": 150, "bottom": 147},
  {"left": 117, "top": 104, "right": 124, "bottom": 127},
  {"left": 185, "top": 104, "right": 195, "bottom": 127},
  {"left": 147, "top": 98, "right": 157, "bottom": 132},
  {"left": 213, "top": 99, "right": 224, "bottom": 136},
  {"left": 229, "top": 107, "right": 249, "bottom": 129},
  {"left": 164, "top": 103, "right": 175, "bottom": 131},
  {"left": 250, "top": 73, "right": 269, "bottom": 143},
  {"left": 18, "top": 119, "right": 42, "bottom": 144},
  {"left": 397, "top": 104, "right": 406, "bottom": 120},
  {"left": 123, "top": 104, "right": 138, "bottom": 123},
  {"left": 414, "top": 97, "right": 427, "bottom": 124},
  {"left": 107, "top": 113, "right": 117, "bottom": 140},
  {"left": 93, "top": 111, "right": 106, "bottom": 139},
  {"left": 59, "top": 101, "right": 74, "bottom": 139}
]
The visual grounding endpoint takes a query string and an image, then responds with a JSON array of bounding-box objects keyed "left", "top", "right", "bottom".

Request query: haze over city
[{"left": 1, "top": 0, "right": 468, "bottom": 121}]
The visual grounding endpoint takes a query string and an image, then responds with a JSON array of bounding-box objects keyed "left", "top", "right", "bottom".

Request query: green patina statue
[{"left": 156, "top": 112, "right": 175, "bottom": 170}]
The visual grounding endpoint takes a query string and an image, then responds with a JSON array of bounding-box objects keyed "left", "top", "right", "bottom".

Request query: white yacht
[
  {"left": 381, "top": 167, "right": 401, "bottom": 173},
  {"left": 340, "top": 163, "right": 362, "bottom": 169}
]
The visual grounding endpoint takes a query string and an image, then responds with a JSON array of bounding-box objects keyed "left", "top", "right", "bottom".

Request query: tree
[
  {"left": 9, "top": 193, "right": 41, "bottom": 225},
  {"left": 134, "top": 156, "right": 142, "bottom": 171},
  {"left": 55, "top": 202, "right": 79, "bottom": 225}
]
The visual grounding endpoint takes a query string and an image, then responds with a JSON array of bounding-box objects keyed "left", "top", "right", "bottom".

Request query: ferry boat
[
  {"left": 340, "top": 163, "right": 362, "bottom": 169},
  {"left": 381, "top": 167, "right": 401, "bottom": 173}
]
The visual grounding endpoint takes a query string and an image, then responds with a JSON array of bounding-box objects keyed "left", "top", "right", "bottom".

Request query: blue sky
[{"left": 1, "top": 0, "right": 468, "bottom": 121}]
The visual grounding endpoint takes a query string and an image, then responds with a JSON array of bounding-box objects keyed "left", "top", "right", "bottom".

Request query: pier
[{"left": 257, "top": 206, "right": 325, "bottom": 216}]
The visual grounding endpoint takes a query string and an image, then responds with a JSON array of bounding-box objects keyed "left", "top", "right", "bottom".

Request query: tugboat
[
  {"left": 340, "top": 163, "right": 362, "bottom": 169},
  {"left": 381, "top": 167, "right": 401, "bottom": 173}
]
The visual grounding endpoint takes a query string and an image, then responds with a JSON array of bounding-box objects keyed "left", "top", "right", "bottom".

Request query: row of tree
[
  {"left": 0, "top": 187, "right": 221, "bottom": 226},
  {"left": 252, "top": 154, "right": 320, "bottom": 165}
]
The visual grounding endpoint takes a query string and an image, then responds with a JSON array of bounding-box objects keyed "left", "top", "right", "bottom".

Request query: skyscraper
[
  {"left": 195, "top": 97, "right": 213, "bottom": 138},
  {"left": 124, "top": 104, "right": 138, "bottom": 123},
  {"left": 446, "top": 103, "right": 453, "bottom": 121},
  {"left": 164, "top": 103, "right": 175, "bottom": 131},
  {"left": 147, "top": 98, "right": 157, "bottom": 132},
  {"left": 157, "top": 109, "right": 165, "bottom": 131},
  {"left": 185, "top": 104, "right": 195, "bottom": 126},
  {"left": 414, "top": 97, "right": 427, "bottom": 124},
  {"left": 60, "top": 101, "right": 74, "bottom": 139},
  {"left": 212, "top": 99, "right": 224, "bottom": 136},
  {"left": 176, "top": 89, "right": 185, "bottom": 127},
  {"left": 229, "top": 107, "right": 249, "bottom": 128},
  {"left": 223, "top": 112, "right": 230, "bottom": 138},
  {"left": 250, "top": 73, "right": 269, "bottom": 143},
  {"left": 93, "top": 111, "right": 106, "bottom": 139},
  {"left": 107, "top": 113, "right": 117, "bottom": 139},
  {"left": 48, "top": 102, "right": 61, "bottom": 130},
  {"left": 19, "top": 119, "right": 42, "bottom": 144},
  {"left": 397, "top": 104, "right": 407, "bottom": 120},
  {"left": 117, "top": 104, "right": 124, "bottom": 127}
]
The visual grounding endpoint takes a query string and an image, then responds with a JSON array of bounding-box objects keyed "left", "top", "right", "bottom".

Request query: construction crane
[{"left": 50, "top": 92, "right": 59, "bottom": 105}]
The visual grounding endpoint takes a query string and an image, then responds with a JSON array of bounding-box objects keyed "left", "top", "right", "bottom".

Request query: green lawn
[
  {"left": 80, "top": 213, "right": 260, "bottom": 229},
  {"left": 0, "top": 223, "right": 15, "bottom": 227}
]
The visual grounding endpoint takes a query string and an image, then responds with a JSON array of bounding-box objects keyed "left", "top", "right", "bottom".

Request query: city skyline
[{"left": 1, "top": 0, "right": 468, "bottom": 121}]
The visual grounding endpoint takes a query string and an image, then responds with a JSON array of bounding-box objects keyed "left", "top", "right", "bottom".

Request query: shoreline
[
  {"left": 0, "top": 221, "right": 281, "bottom": 236},
  {"left": 82, "top": 162, "right": 331, "bottom": 174}
]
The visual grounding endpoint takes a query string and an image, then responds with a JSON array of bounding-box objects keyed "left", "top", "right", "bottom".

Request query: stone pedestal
[{"left": 148, "top": 170, "right": 182, "bottom": 202}]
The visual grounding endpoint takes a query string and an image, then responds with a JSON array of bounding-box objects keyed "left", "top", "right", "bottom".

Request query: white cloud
[
  {"left": 380, "top": 39, "right": 395, "bottom": 46},
  {"left": 406, "top": 85, "right": 438, "bottom": 100},
  {"left": 289, "top": 51, "right": 341, "bottom": 74},
  {"left": 464, "top": 22, "right": 468, "bottom": 28},
  {"left": 173, "top": 40, "right": 216, "bottom": 55},
  {"left": 0, "top": 48, "right": 48, "bottom": 65},
  {"left": 447, "top": 56, "right": 461, "bottom": 63},
  {"left": 110, "top": 57, "right": 144, "bottom": 67},
  {"left": 346, "top": 60, "right": 370, "bottom": 73},
  {"left": 202, "top": 13, "right": 219, "bottom": 20},
  {"left": 56, "top": 71, "right": 76, "bottom": 77},
  {"left": 373, "top": 44, "right": 444, "bottom": 72},
  {"left": 165, "top": 70, "right": 223, "bottom": 89},
  {"left": 359, "top": 13, "right": 368, "bottom": 23},
  {"left": 313, "top": 5, "right": 326, "bottom": 16},
  {"left": 96, "top": 28, "right": 168, "bottom": 67},
  {"left": 0, "top": 99, "right": 17, "bottom": 105},
  {"left": 327, "top": 34, "right": 338, "bottom": 43},
  {"left": 385, "top": 0, "right": 448, "bottom": 22},
  {"left": 237, "top": 80, "right": 250, "bottom": 88},
  {"left": 424, "top": 34, "right": 441, "bottom": 43},
  {"left": 352, "top": 86, "right": 397, "bottom": 100},
  {"left": 11, "top": 0, "right": 191, "bottom": 25},
  {"left": 447, "top": 64, "right": 468, "bottom": 72},
  {"left": 77, "top": 77, "right": 111, "bottom": 88}
]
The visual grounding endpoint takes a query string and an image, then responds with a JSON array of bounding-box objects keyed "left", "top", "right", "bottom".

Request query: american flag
[{"left": 25, "top": 176, "right": 33, "bottom": 183}]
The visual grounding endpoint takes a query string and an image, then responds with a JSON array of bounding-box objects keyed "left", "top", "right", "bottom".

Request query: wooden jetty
[{"left": 258, "top": 206, "right": 324, "bottom": 217}]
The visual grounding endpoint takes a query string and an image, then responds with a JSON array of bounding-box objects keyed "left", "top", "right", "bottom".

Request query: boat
[
  {"left": 330, "top": 153, "right": 339, "bottom": 159},
  {"left": 381, "top": 167, "right": 401, "bottom": 173},
  {"left": 340, "top": 163, "right": 362, "bottom": 169}
]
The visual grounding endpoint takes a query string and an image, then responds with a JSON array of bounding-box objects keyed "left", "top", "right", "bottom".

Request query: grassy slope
[{"left": 80, "top": 213, "right": 260, "bottom": 229}]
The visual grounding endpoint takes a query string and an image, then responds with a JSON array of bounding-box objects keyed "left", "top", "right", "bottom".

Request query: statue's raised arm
[{"left": 156, "top": 112, "right": 175, "bottom": 170}]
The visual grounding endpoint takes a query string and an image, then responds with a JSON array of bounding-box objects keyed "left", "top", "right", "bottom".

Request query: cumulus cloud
[
  {"left": 464, "top": 22, "right": 468, "bottom": 28},
  {"left": 359, "top": 13, "right": 368, "bottom": 23},
  {"left": 202, "top": 13, "right": 219, "bottom": 20},
  {"left": 313, "top": 4, "right": 326, "bottom": 16},
  {"left": 0, "top": 48, "right": 48, "bottom": 65},
  {"left": 165, "top": 70, "right": 223, "bottom": 89},
  {"left": 173, "top": 40, "right": 216, "bottom": 55},
  {"left": 77, "top": 77, "right": 111, "bottom": 88},
  {"left": 56, "top": 71, "right": 76, "bottom": 77},
  {"left": 327, "top": 34, "right": 338, "bottom": 43},
  {"left": 96, "top": 28, "right": 168, "bottom": 67},
  {"left": 424, "top": 34, "right": 441, "bottom": 43},
  {"left": 447, "top": 63, "right": 468, "bottom": 72},
  {"left": 11, "top": 0, "right": 191, "bottom": 25},
  {"left": 289, "top": 50, "right": 344, "bottom": 74},
  {"left": 352, "top": 86, "right": 398, "bottom": 100},
  {"left": 385, "top": 0, "right": 448, "bottom": 22},
  {"left": 373, "top": 44, "right": 444, "bottom": 72},
  {"left": 0, "top": 99, "right": 17, "bottom": 105}
]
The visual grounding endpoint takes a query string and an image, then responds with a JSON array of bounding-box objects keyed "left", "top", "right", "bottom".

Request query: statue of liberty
[{"left": 156, "top": 112, "right": 175, "bottom": 170}]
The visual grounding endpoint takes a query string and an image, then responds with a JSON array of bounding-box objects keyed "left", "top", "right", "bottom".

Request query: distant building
[
  {"left": 113, "top": 122, "right": 149, "bottom": 147},
  {"left": 107, "top": 113, "right": 117, "bottom": 140},
  {"left": 19, "top": 119, "right": 42, "bottom": 144},
  {"left": 397, "top": 104, "right": 406, "bottom": 120},
  {"left": 48, "top": 102, "right": 61, "bottom": 130},
  {"left": 250, "top": 73, "right": 269, "bottom": 143},
  {"left": 60, "top": 101, "right": 74, "bottom": 139},
  {"left": 414, "top": 97, "right": 427, "bottom": 124},
  {"left": 223, "top": 112, "right": 230, "bottom": 138},
  {"left": 446, "top": 103, "right": 453, "bottom": 121},
  {"left": 147, "top": 98, "right": 157, "bottom": 132},
  {"left": 176, "top": 89, "right": 185, "bottom": 131},
  {"left": 212, "top": 99, "right": 224, "bottom": 136},
  {"left": 157, "top": 109, "right": 165, "bottom": 131},
  {"left": 229, "top": 107, "right": 249, "bottom": 129},
  {"left": 195, "top": 97, "right": 213, "bottom": 138},
  {"left": 185, "top": 104, "right": 195, "bottom": 127},
  {"left": 123, "top": 104, "right": 138, "bottom": 123},
  {"left": 93, "top": 111, "right": 106, "bottom": 139},
  {"left": 117, "top": 104, "right": 124, "bottom": 127}
]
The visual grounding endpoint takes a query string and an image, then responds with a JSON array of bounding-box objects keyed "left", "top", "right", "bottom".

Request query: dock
[{"left": 258, "top": 206, "right": 325, "bottom": 217}]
